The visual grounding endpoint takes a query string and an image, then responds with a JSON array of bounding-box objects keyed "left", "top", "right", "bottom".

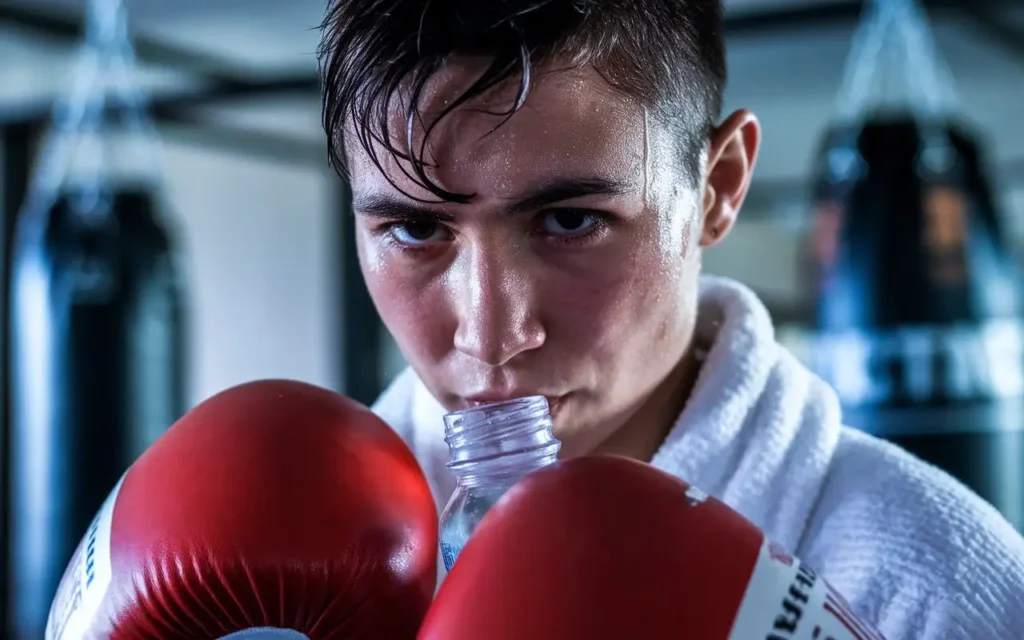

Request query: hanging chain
[
  {"left": 18, "top": 0, "right": 161, "bottom": 241},
  {"left": 833, "top": 0, "right": 959, "bottom": 124},
  {"left": 828, "top": 0, "right": 962, "bottom": 183}
]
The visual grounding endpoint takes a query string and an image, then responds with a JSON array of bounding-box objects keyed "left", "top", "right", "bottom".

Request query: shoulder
[
  {"left": 370, "top": 367, "right": 456, "bottom": 543},
  {"left": 370, "top": 367, "right": 420, "bottom": 443},
  {"left": 799, "top": 427, "right": 1024, "bottom": 638}
]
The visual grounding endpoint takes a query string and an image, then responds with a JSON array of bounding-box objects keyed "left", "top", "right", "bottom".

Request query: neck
[{"left": 591, "top": 346, "right": 702, "bottom": 463}]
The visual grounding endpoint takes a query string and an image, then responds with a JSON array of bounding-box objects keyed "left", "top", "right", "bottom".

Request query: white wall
[{"left": 159, "top": 137, "right": 341, "bottom": 406}]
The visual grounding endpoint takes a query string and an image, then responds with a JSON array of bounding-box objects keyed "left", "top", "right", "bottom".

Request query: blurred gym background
[{"left": 1, "top": 0, "right": 1022, "bottom": 637}]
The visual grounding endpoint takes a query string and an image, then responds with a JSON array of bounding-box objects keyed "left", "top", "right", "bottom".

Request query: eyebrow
[{"left": 352, "top": 176, "right": 635, "bottom": 221}]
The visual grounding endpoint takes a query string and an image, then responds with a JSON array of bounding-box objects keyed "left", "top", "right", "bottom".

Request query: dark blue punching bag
[
  {"left": 6, "top": 1, "right": 189, "bottom": 637},
  {"left": 9, "top": 187, "right": 188, "bottom": 637},
  {"left": 807, "top": 114, "right": 1024, "bottom": 530}
]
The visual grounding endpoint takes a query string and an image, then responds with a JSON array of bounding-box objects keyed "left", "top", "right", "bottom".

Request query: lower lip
[{"left": 461, "top": 395, "right": 566, "bottom": 416}]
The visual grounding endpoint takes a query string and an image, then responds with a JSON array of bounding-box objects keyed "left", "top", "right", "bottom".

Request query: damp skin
[{"left": 346, "top": 58, "right": 758, "bottom": 461}]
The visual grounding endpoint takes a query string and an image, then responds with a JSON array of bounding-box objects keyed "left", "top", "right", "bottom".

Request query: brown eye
[
  {"left": 391, "top": 221, "right": 447, "bottom": 245},
  {"left": 541, "top": 209, "right": 599, "bottom": 235}
]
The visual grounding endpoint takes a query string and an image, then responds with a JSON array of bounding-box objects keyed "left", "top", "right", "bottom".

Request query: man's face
[{"left": 348, "top": 61, "right": 708, "bottom": 456}]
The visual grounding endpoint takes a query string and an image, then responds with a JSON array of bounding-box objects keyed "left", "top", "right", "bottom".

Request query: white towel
[{"left": 373, "top": 275, "right": 1024, "bottom": 639}]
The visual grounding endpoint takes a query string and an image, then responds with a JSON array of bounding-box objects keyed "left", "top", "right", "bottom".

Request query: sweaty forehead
[{"left": 347, "top": 60, "right": 648, "bottom": 201}]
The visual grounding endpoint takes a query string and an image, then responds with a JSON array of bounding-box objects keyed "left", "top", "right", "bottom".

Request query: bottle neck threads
[{"left": 443, "top": 396, "right": 560, "bottom": 486}]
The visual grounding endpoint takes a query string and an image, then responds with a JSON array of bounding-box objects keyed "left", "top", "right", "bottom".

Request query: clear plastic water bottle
[{"left": 438, "top": 396, "right": 561, "bottom": 571}]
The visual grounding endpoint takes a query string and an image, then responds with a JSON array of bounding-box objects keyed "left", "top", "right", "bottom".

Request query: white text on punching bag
[{"left": 810, "top": 320, "right": 1024, "bottom": 405}]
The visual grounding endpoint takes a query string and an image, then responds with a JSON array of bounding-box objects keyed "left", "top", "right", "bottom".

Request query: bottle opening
[{"left": 443, "top": 396, "right": 561, "bottom": 477}]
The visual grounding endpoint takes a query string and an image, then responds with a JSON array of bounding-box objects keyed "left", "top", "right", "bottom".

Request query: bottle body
[
  {"left": 440, "top": 480, "right": 519, "bottom": 572},
  {"left": 438, "top": 397, "right": 561, "bottom": 571}
]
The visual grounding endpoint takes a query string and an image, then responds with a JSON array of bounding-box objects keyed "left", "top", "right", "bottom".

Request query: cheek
[
  {"left": 356, "top": 229, "right": 454, "bottom": 364},
  {"left": 546, "top": 239, "right": 690, "bottom": 349},
  {"left": 355, "top": 225, "right": 387, "bottom": 279}
]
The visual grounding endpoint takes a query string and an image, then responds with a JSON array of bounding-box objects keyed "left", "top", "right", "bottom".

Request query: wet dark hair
[{"left": 318, "top": 0, "right": 726, "bottom": 202}]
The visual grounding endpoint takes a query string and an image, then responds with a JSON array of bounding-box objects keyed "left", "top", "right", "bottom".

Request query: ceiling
[
  {"left": 1, "top": 0, "right": 1022, "bottom": 204},
  {"left": 6, "top": 0, "right": 998, "bottom": 76}
]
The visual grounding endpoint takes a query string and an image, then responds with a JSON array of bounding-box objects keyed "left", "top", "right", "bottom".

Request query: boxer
[{"left": 316, "top": 1, "right": 1024, "bottom": 637}]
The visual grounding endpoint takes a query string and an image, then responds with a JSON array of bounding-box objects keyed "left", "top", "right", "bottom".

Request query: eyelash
[{"left": 376, "top": 210, "right": 613, "bottom": 254}]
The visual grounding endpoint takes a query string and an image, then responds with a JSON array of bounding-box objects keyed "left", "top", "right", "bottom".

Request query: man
[{"left": 317, "top": 1, "right": 1024, "bottom": 637}]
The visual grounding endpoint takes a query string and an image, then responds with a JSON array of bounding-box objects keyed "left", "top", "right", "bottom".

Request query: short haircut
[{"left": 318, "top": 0, "right": 727, "bottom": 201}]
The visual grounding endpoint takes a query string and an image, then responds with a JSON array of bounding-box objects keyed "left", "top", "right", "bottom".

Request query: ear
[{"left": 700, "top": 109, "right": 761, "bottom": 248}]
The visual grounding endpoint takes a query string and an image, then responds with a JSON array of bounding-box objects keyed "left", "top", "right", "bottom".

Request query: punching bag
[
  {"left": 6, "top": 1, "right": 188, "bottom": 637},
  {"left": 806, "top": 0, "right": 1024, "bottom": 529},
  {"left": 809, "top": 116, "right": 1024, "bottom": 527}
]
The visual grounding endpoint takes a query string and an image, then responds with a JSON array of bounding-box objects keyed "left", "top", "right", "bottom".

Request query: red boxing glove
[
  {"left": 46, "top": 379, "right": 437, "bottom": 640},
  {"left": 419, "top": 455, "right": 885, "bottom": 640}
]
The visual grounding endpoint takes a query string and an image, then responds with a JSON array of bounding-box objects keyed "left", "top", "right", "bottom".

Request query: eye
[
  {"left": 388, "top": 220, "right": 449, "bottom": 246},
  {"left": 539, "top": 209, "right": 601, "bottom": 236}
]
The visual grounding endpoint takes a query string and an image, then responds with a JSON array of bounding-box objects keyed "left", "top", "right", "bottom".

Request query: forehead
[{"left": 346, "top": 60, "right": 650, "bottom": 200}]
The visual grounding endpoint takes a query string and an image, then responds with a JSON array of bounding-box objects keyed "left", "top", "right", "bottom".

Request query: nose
[{"left": 452, "top": 250, "right": 545, "bottom": 366}]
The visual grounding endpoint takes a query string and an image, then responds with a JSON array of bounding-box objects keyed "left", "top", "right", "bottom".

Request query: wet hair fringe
[{"left": 317, "top": 1, "right": 726, "bottom": 201}]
